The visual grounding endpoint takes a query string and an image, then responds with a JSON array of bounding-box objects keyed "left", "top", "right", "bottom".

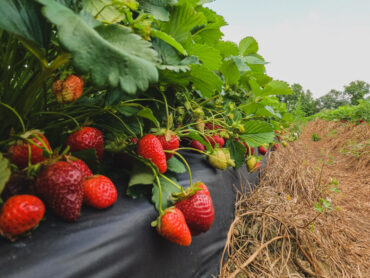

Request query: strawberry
[
  {"left": 52, "top": 75, "right": 84, "bottom": 104},
  {"left": 137, "top": 134, "right": 167, "bottom": 173},
  {"left": 247, "top": 156, "right": 257, "bottom": 172},
  {"left": 157, "top": 132, "right": 179, "bottom": 160},
  {"left": 190, "top": 139, "right": 205, "bottom": 151},
  {"left": 282, "top": 141, "right": 288, "bottom": 147},
  {"left": 67, "top": 157, "right": 93, "bottom": 179},
  {"left": 8, "top": 131, "right": 51, "bottom": 169},
  {"left": 236, "top": 139, "right": 254, "bottom": 156},
  {"left": 0, "top": 195, "right": 45, "bottom": 239},
  {"left": 67, "top": 127, "right": 104, "bottom": 162},
  {"left": 272, "top": 143, "right": 279, "bottom": 151},
  {"left": 206, "top": 135, "right": 225, "bottom": 148},
  {"left": 156, "top": 207, "right": 192, "bottom": 246},
  {"left": 258, "top": 146, "right": 267, "bottom": 155},
  {"left": 205, "top": 123, "right": 222, "bottom": 130},
  {"left": 83, "top": 175, "right": 117, "bottom": 209},
  {"left": 250, "top": 161, "right": 261, "bottom": 173},
  {"left": 35, "top": 161, "right": 83, "bottom": 222},
  {"left": 194, "top": 181, "right": 210, "bottom": 196},
  {"left": 208, "top": 148, "right": 234, "bottom": 170},
  {"left": 175, "top": 183, "right": 214, "bottom": 236}
]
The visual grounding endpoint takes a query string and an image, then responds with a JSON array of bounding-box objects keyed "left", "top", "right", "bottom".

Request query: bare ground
[{"left": 219, "top": 119, "right": 370, "bottom": 278}]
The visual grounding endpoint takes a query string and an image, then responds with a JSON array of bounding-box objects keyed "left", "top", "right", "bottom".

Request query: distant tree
[
  {"left": 343, "top": 81, "right": 370, "bottom": 105},
  {"left": 277, "top": 83, "right": 318, "bottom": 116},
  {"left": 317, "top": 89, "right": 349, "bottom": 110}
]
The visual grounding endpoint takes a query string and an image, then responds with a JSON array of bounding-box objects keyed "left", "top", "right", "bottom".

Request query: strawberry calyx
[{"left": 171, "top": 181, "right": 205, "bottom": 202}]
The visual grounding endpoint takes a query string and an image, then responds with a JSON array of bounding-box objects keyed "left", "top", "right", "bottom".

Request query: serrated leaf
[
  {"left": 225, "top": 140, "right": 245, "bottom": 169},
  {"left": 82, "top": 0, "right": 125, "bottom": 23},
  {"left": 240, "top": 120, "right": 275, "bottom": 147},
  {"left": 220, "top": 59, "right": 240, "bottom": 86},
  {"left": 260, "top": 80, "right": 292, "bottom": 97},
  {"left": 38, "top": 0, "right": 158, "bottom": 94},
  {"left": 128, "top": 161, "right": 155, "bottom": 186},
  {"left": 226, "top": 56, "right": 251, "bottom": 73},
  {"left": 137, "top": 107, "right": 160, "bottom": 128},
  {"left": 190, "top": 64, "right": 222, "bottom": 98},
  {"left": 71, "top": 149, "right": 100, "bottom": 173},
  {"left": 161, "top": 2, "right": 206, "bottom": 44},
  {"left": 239, "top": 36, "right": 258, "bottom": 56},
  {"left": 167, "top": 156, "right": 186, "bottom": 173},
  {"left": 215, "top": 41, "right": 239, "bottom": 58},
  {"left": 0, "top": 153, "right": 11, "bottom": 196},
  {"left": 186, "top": 44, "right": 222, "bottom": 70},
  {"left": 248, "top": 78, "right": 262, "bottom": 96},
  {"left": 0, "top": 0, "right": 49, "bottom": 47},
  {"left": 138, "top": 0, "right": 176, "bottom": 21},
  {"left": 151, "top": 28, "right": 187, "bottom": 55},
  {"left": 152, "top": 175, "right": 181, "bottom": 211}
]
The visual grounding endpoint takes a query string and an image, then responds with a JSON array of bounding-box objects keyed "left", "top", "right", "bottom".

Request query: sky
[{"left": 205, "top": 0, "right": 370, "bottom": 98}]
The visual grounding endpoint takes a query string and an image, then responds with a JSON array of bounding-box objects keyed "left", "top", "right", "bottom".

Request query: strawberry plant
[{"left": 0, "top": 0, "right": 295, "bottom": 242}]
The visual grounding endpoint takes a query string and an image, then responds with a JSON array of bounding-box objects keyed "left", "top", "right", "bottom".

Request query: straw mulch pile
[{"left": 219, "top": 119, "right": 370, "bottom": 278}]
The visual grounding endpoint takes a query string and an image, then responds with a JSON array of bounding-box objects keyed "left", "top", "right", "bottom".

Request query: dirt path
[{"left": 220, "top": 119, "right": 370, "bottom": 278}]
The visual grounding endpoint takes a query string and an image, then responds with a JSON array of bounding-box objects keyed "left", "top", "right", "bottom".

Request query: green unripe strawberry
[
  {"left": 194, "top": 107, "right": 204, "bottom": 118},
  {"left": 282, "top": 141, "right": 288, "bottom": 147},
  {"left": 247, "top": 156, "right": 257, "bottom": 171}
]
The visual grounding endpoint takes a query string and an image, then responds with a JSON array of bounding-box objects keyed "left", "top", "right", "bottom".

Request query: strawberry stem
[
  {"left": 176, "top": 147, "right": 208, "bottom": 156},
  {"left": 36, "top": 111, "right": 80, "bottom": 129},
  {"left": 0, "top": 102, "right": 26, "bottom": 133},
  {"left": 173, "top": 152, "right": 193, "bottom": 187},
  {"left": 105, "top": 109, "right": 136, "bottom": 137},
  {"left": 160, "top": 91, "right": 170, "bottom": 132},
  {"left": 159, "top": 173, "right": 182, "bottom": 191}
]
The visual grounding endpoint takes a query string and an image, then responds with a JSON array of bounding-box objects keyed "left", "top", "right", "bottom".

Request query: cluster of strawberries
[{"left": 0, "top": 127, "right": 117, "bottom": 240}]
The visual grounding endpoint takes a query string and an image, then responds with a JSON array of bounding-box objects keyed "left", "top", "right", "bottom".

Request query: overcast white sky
[{"left": 206, "top": 0, "right": 370, "bottom": 98}]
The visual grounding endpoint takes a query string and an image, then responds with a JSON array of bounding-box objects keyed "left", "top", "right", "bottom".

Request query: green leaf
[
  {"left": 151, "top": 28, "right": 187, "bottom": 55},
  {"left": 240, "top": 120, "right": 275, "bottom": 147},
  {"left": 105, "top": 88, "right": 125, "bottom": 106},
  {"left": 128, "top": 161, "right": 155, "bottom": 186},
  {"left": 239, "top": 36, "right": 258, "bottom": 56},
  {"left": 0, "top": 153, "right": 11, "bottom": 196},
  {"left": 190, "top": 64, "right": 223, "bottom": 98},
  {"left": 243, "top": 55, "right": 267, "bottom": 65},
  {"left": 71, "top": 149, "right": 100, "bottom": 173},
  {"left": 116, "top": 105, "right": 141, "bottom": 116},
  {"left": 186, "top": 44, "right": 222, "bottom": 71},
  {"left": 226, "top": 140, "right": 246, "bottom": 169},
  {"left": 138, "top": 0, "right": 176, "bottom": 21},
  {"left": 0, "top": 0, "right": 49, "bottom": 47},
  {"left": 137, "top": 107, "right": 160, "bottom": 128},
  {"left": 220, "top": 60, "right": 240, "bottom": 86},
  {"left": 260, "top": 80, "right": 292, "bottom": 97},
  {"left": 152, "top": 175, "right": 181, "bottom": 211},
  {"left": 314, "top": 203, "right": 324, "bottom": 212},
  {"left": 248, "top": 78, "right": 262, "bottom": 96},
  {"left": 160, "top": 2, "right": 206, "bottom": 44},
  {"left": 167, "top": 156, "right": 186, "bottom": 173},
  {"left": 38, "top": 0, "right": 158, "bottom": 94},
  {"left": 215, "top": 41, "right": 239, "bottom": 58},
  {"left": 82, "top": 0, "right": 125, "bottom": 23}
]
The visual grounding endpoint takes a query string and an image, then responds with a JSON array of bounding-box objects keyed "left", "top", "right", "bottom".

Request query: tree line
[{"left": 278, "top": 81, "right": 370, "bottom": 116}]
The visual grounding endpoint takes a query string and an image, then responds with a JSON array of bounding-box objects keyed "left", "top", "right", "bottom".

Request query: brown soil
[{"left": 219, "top": 119, "right": 370, "bottom": 278}]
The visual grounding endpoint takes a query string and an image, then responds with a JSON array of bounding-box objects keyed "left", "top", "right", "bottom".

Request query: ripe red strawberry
[
  {"left": 194, "top": 181, "right": 210, "bottom": 196},
  {"left": 157, "top": 133, "right": 179, "bottom": 160},
  {"left": 67, "top": 157, "right": 93, "bottom": 179},
  {"left": 83, "top": 175, "right": 117, "bottom": 209},
  {"left": 66, "top": 127, "right": 104, "bottom": 162},
  {"left": 175, "top": 183, "right": 214, "bottom": 236},
  {"left": 157, "top": 207, "right": 192, "bottom": 246},
  {"left": 272, "top": 144, "right": 279, "bottom": 151},
  {"left": 258, "top": 146, "right": 267, "bottom": 155},
  {"left": 8, "top": 132, "right": 51, "bottom": 169},
  {"left": 137, "top": 134, "right": 167, "bottom": 173},
  {"left": 35, "top": 161, "right": 83, "bottom": 222},
  {"left": 205, "top": 123, "right": 222, "bottom": 130},
  {"left": 190, "top": 139, "right": 205, "bottom": 151},
  {"left": 130, "top": 137, "right": 138, "bottom": 144},
  {"left": 206, "top": 135, "right": 225, "bottom": 148},
  {"left": 52, "top": 75, "right": 84, "bottom": 104},
  {"left": 0, "top": 195, "right": 45, "bottom": 239}
]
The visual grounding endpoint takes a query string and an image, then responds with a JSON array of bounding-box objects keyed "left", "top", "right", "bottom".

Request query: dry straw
[{"left": 220, "top": 119, "right": 370, "bottom": 278}]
